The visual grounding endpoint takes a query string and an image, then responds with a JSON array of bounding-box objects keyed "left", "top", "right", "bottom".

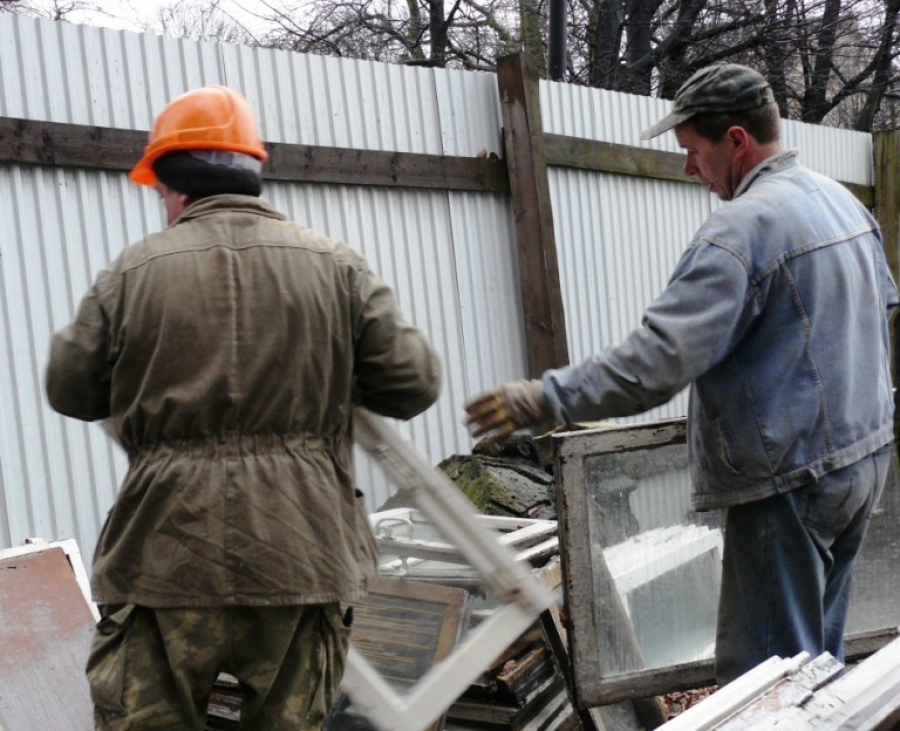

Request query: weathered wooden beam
[
  {"left": 874, "top": 131, "right": 900, "bottom": 281},
  {"left": 873, "top": 131, "right": 900, "bottom": 397},
  {"left": 545, "top": 133, "right": 691, "bottom": 184},
  {"left": 0, "top": 116, "right": 509, "bottom": 192},
  {"left": 497, "top": 52, "right": 570, "bottom": 377},
  {"left": 545, "top": 132, "right": 874, "bottom": 208},
  {"left": 0, "top": 117, "right": 144, "bottom": 171},
  {"left": 265, "top": 141, "right": 509, "bottom": 192},
  {"left": 845, "top": 626, "right": 900, "bottom": 664}
]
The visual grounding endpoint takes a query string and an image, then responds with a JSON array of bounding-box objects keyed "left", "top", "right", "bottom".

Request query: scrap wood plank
[
  {"left": 0, "top": 545, "right": 95, "bottom": 731},
  {"left": 660, "top": 635, "right": 900, "bottom": 731},
  {"left": 714, "top": 653, "right": 844, "bottom": 731},
  {"left": 657, "top": 653, "right": 812, "bottom": 731},
  {"left": 793, "top": 633, "right": 900, "bottom": 731}
]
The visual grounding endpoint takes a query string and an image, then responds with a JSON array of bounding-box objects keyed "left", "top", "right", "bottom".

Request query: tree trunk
[
  {"left": 622, "top": 0, "right": 659, "bottom": 94},
  {"left": 763, "top": 0, "right": 794, "bottom": 117},
  {"left": 405, "top": 0, "right": 427, "bottom": 61},
  {"left": 855, "top": 0, "right": 900, "bottom": 131},
  {"left": 520, "top": 0, "right": 546, "bottom": 78},
  {"left": 800, "top": 0, "right": 842, "bottom": 123},
  {"left": 588, "top": 0, "right": 624, "bottom": 89},
  {"left": 428, "top": 0, "right": 448, "bottom": 66}
]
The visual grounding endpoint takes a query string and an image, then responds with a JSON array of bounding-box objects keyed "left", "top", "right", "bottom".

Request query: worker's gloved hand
[{"left": 464, "top": 379, "right": 550, "bottom": 440}]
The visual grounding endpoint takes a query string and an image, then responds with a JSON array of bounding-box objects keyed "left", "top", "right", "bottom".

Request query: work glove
[{"left": 464, "top": 379, "right": 550, "bottom": 440}]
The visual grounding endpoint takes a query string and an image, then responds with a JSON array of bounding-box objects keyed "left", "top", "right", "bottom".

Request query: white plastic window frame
[
  {"left": 370, "top": 508, "right": 559, "bottom": 577},
  {"left": 342, "top": 409, "right": 554, "bottom": 731}
]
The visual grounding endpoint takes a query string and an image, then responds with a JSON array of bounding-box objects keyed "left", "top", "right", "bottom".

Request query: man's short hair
[{"left": 688, "top": 103, "right": 782, "bottom": 145}]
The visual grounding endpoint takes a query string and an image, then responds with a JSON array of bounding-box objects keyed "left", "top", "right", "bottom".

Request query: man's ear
[{"left": 726, "top": 125, "right": 752, "bottom": 153}]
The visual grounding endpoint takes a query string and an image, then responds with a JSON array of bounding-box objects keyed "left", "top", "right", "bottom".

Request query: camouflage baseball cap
[{"left": 641, "top": 64, "right": 775, "bottom": 139}]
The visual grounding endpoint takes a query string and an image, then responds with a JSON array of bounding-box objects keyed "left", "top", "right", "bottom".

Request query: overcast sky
[{"left": 22, "top": 0, "right": 274, "bottom": 39}]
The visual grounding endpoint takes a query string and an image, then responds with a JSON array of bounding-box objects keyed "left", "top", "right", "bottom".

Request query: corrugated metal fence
[{"left": 0, "top": 14, "right": 876, "bottom": 563}]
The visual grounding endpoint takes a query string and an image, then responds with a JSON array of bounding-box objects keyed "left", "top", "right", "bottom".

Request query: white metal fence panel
[
  {"left": 0, "top": 15, "right": 520, "bottom": 559},
  {"left": 0, "top": 13, "right": 878, "bottom": 563},
  {"left": 0, "top": 165, "right": 159, "bottom": 557},
  {"left": 549, "top": 168, "right": 712, "bottom": 422}
]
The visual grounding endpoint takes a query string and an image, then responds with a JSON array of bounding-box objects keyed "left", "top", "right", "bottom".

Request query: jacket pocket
[
  {"left": 709, "top": 417, "right": 741, "bottom": 475},
  {"left": 86, "top": 603, "right": 137, "bottom": 712},
  {"left": 794, "top": 461, "right": 872, "bottom": 536}
]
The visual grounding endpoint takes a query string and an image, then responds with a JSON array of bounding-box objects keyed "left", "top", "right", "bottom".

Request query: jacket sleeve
[
  {"left": 45, "top": 265, "right": 119, "bottom": 422},
  {"left": 353, "top": 266, "right": 442, "bottom": 420},
  {"left": 541, "top": 239, "right": 757, "bottom": 423}
]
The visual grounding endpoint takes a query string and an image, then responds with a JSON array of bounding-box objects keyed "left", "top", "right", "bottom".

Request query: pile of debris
[
  {"left": 206, "top": 427, "right": 672, "bottom": 731},
  {"left": 206, "top": 427, "right": 666, "bottom": 731},
  {"left": 205, "top": 527, "right": 583, "bottom": 731}
]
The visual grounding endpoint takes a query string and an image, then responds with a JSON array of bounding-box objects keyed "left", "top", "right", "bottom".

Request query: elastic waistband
[{"left": 127, "top": 431, "right": 343, "bottom": 460}]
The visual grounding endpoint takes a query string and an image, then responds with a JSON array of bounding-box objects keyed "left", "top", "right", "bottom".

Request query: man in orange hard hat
[{"left": 46, "top": 85, "right": 441, "bottom": 729}]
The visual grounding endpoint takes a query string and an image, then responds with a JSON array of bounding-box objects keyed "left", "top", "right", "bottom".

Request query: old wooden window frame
[
  {"left": 555, "top": 418, "right": 715, "bottom": 705},
  {"left": 342, "top": 410, "right": 554, "bottom": 731},
  {"left": 554, "top": 418, "right": 899, "bottom": 707}
]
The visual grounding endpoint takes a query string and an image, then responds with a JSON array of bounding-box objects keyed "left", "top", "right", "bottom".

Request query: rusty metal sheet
[{"left": 0, "top": 546, "right": 95, "bottom": 730}]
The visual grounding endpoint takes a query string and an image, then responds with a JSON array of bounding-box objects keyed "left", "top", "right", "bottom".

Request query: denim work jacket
[{"left": 542, "top": 151, "right": 897, "bottom": 510}]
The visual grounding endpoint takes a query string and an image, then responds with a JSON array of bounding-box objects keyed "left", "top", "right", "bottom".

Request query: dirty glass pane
[
  {"left": 584, "top": 442, "right": 722, "bottom": 675},
  {"left": 846, "top": 456, "right": 900, "bottom": 634},
  {"left": 573, "top": 423, "right": 900, "bottom": 688}
]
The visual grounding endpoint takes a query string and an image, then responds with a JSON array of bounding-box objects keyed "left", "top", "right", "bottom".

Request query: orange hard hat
[{"left": 130, "top": 85, "right": 268, "bottom": 187}]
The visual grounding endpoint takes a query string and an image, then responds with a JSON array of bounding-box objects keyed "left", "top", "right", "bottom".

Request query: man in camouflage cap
[{"left": 465, "top": 64, "right": 896, "bottom": 684}]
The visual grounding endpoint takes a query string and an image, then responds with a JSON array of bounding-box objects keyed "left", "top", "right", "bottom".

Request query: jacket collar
[
  {"left": 734, "top": 149, "right": 798, "bottom": 199},
  {"left": 172, "top": 195, "right": 288, "bottom": 226}
]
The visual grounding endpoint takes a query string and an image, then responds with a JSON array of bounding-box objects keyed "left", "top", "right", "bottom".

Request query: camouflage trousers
[{"left": 86, "top": 603, "right": 350, "bottom": 731}]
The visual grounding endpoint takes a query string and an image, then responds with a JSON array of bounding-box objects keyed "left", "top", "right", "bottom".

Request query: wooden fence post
[
  {"left": 496, "top": 52, "right": 570, "bottom": 378},
  {"left": 874, "top": 131, "right": 900, "bottom": 283},
  {"left": 874, "top": 131, "right": 900, "bottom": 438}
]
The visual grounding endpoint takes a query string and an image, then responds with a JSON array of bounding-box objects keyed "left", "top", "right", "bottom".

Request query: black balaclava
[{"left": 152, "top": 149, "right": 263, "bottom": 197}]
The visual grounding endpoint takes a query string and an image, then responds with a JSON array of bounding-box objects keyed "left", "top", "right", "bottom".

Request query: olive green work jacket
[{"left": 46, "top": 195, "right": 441, "bottom": 607}]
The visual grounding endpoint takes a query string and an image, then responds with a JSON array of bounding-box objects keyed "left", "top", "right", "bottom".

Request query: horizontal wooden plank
[
  {"left": 0, "top": 116, "right": 509, "bottom": 192},
  {"left": 0, "top": 116, "right": 144, "bottom": 171},
  {"left": 0, "top": 116, "right": 871, "bottom": 202},
  {"left": 574, "top": 629, "right": 899, "bottom": 706},
  {"left": 554, "top": 417, "right": 686, "bottom": 461},
  {"left": 578, "top": 658, "right": 717, "bottom": 705},
  {"left": 545, "top": 133, "right": 691, "bottom": 184},
  {"left": 265, "top": 141, "right": 510, "bottom": 192},
  {"left": 544, "top": 133, "right": 874, "bottom": 207},
  {"left": 845, "top": 627, "right": 900, "bottom": 663}
]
